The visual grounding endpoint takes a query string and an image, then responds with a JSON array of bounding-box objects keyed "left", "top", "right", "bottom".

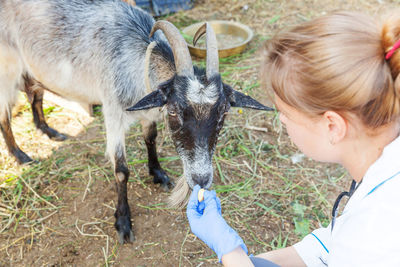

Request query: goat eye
[{"left": 168, "top": 110, "right": 177, "bottom": 117}]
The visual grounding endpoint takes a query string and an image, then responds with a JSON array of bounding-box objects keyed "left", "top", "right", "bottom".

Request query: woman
[{"left": 187, "top": 11, "right": 400, "bottom": 266}]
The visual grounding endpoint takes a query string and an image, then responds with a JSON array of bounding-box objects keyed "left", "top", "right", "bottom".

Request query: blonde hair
[{"left": 261, "top": 11, "right": 400, "bottom": 129}]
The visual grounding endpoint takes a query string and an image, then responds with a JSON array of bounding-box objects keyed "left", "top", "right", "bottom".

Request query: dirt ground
[{"left": 1, "top": 0, "right": 399, "bottom": 266}]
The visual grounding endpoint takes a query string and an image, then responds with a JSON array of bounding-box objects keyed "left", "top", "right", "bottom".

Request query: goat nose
[{"left": 192, "top": 174, "right": 210, "bottom": 188}]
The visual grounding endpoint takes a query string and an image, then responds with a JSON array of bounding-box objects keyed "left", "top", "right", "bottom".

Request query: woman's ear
[{"left": 323, "top": 111, "right": 347, "bottom": 145}]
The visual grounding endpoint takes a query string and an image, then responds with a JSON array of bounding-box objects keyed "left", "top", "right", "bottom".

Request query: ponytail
[{"left": 382, "top": 15, "right": 400, "bottom": 103}]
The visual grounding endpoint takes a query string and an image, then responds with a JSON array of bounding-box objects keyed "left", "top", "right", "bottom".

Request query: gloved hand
[{"left": 186, "top": 185, "right": 248, "bottom": 261}]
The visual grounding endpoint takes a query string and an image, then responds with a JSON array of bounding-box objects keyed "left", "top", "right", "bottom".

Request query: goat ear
[
  {"left": 126, "top": 79, "right": 173, "bottom": 111},
  {"left": 223, "top": 84, "right": 274, "bottom": 111},
  {"left": 126, "top": 90, "right": 167, "bottom": 111}
]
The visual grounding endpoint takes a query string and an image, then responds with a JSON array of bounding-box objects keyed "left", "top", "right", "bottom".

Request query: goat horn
[
  {"left": 150, "top": 21, "right": 194, "bottom": 77},
  {"left": 193, "top": 22, "right": 219, "bottom": 80},
  {"left": 193, "top": 23, "right": 206, "bottom": 47}
]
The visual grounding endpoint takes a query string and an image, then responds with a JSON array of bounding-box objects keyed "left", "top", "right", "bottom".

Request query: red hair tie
[{"left": 385, "top": 39, "right": 400, "bottom": 60}]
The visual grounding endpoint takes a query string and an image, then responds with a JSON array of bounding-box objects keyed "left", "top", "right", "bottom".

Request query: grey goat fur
[{"left": 0, "top": 0, "right": 273, "bottom": 244}]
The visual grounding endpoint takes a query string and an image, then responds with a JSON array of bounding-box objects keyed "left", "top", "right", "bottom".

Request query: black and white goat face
[
  {"left": 166, "top": 75, "right": 227, "bottom": 189},
  {"left": 127, "top": 22, "right": 273, "bottom": 189}
]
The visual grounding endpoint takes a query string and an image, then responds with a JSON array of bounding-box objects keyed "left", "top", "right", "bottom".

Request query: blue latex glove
[{"left": 186, "top": 185, "right": 248, "bottom": 261}]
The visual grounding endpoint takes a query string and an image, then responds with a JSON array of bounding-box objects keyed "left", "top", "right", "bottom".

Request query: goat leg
[
  {"left": 141, "top": 120, "right": 174, "bottom": 191},
  {"left": 24, "top": 78, "right": 67, "bottom": 141},
  {"left": 0, "top": 114, "right": 33, "bottom": 164},
  {"left": 114, "top": 147, "right": 135, "bottom": 244}
]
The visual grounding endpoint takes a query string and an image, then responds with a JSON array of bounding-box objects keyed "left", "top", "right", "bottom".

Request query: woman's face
[{"left": 275, "top": 95, "right": 335, "bottom": 163}]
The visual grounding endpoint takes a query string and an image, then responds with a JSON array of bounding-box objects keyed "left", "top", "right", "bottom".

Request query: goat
[{"left": 0, "top": 0, "right": 273, "bottom": 244}]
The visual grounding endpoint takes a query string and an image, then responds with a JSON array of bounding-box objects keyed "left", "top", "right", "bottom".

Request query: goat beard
[{"left": 168, "top": 175, "right": 190, "bottom": 208}]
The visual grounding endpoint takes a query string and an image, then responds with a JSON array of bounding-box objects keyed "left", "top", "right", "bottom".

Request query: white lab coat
[{"left": 294, "top": 135, "right": 400, "bottom": 267}]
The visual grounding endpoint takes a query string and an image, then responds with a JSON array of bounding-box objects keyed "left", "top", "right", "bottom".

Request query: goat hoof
[
  {"left": 161, "top": 180, "right": 175, "bottom": 192},
  {"left": 151, "top": 169, "right": 174, "bottom": 191},
  {"left": 117, "top": 230, "right": 135, "bottom": 244},
  {"left": 13, "top": 149, "right": 35, "bottom": 165},
  {"left": 50, "top": 132, "right": 67, "bottom": 142},
  {"left": 41, "top": 126, "right": 67, "bottom": 141},
  {"left": 115, "top": 215, "right": 135, "bottom": 244}
]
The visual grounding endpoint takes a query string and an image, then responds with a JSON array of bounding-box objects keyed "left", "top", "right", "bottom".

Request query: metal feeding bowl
[{"left": 182, "top": 20, "right": 254, "bottom": 58}]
